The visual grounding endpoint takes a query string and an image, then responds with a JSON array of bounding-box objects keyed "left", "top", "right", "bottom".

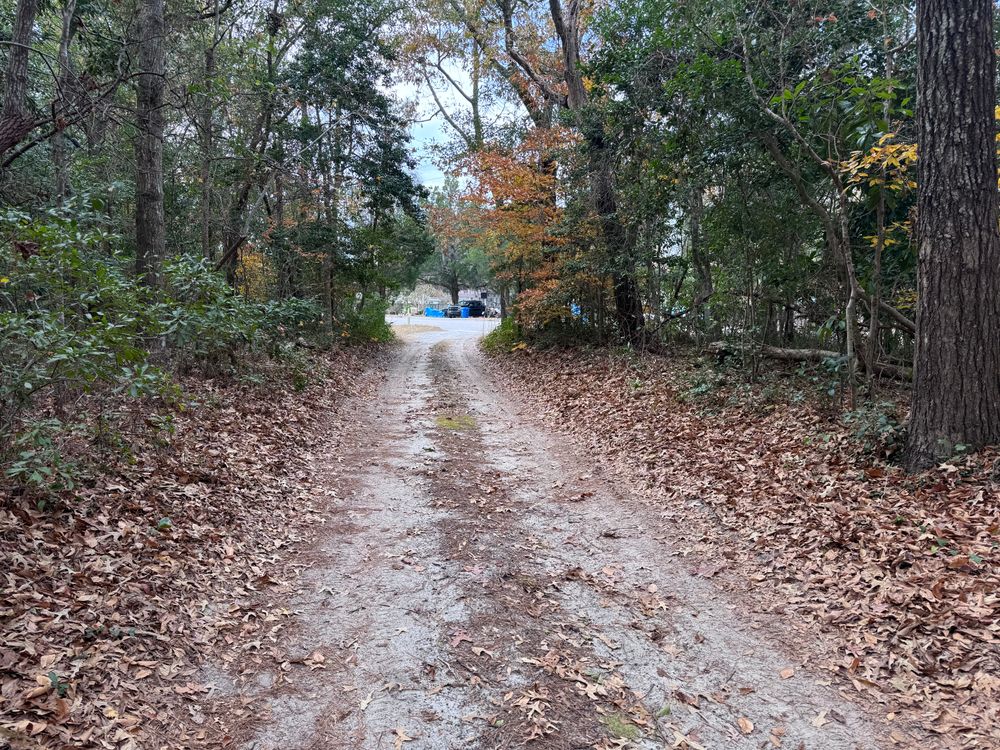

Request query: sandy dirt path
[{"left": 206, "top": 324, "right": 889, "bottom": 750}]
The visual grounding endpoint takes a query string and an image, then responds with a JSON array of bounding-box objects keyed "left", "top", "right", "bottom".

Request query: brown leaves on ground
[
  {"left": 486, "top": 347, "right": 1000, "bottom": 750},
  {"left": 0, "top": 347, "right": 387, "bottom": 749}
]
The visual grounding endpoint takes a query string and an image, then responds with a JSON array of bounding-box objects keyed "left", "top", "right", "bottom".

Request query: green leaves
[{"left": 0, "top": 202, "right": 322, "bottom": 496}]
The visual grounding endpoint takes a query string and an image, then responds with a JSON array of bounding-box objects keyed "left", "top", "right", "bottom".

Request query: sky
[
  {"left": 393, "top": 77, "right": 454, "bottom": 192},
  {"left": 395, "top": 61, "right": 523, "bottom": 192},
  {"left": 409, "top": 117, "right": 450, "bottom": 189},
  {"left": 386, "top": 4, "right": 552, "bottom": 194}
]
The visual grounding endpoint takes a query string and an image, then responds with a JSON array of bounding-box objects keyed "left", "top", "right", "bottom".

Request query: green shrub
[
  {"left": 678, "top": 368, "right": 727, "bottom": 403},
  {"left": 0, "top": 202, "right": 173, "bottom": 492},
  {"left": 0, "top": 202, "right": 323, "bottom": 494},
  {"left": 481, "top": 316, "right": 521, "bottom": 354},
  {"left": 158, "top": 255, "right": 266, "bottom": 375},
  {"left": 843, "top": 400, "right": 904, "bottom": 457},
  {"left": 338, "top": 298, "right": 394, "bottom": 344},
  {"left": 0, "top": 205, "right": 162, "bottom": 422}
]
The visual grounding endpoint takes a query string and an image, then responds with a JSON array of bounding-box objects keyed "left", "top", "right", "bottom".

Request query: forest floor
[
  {"left": 5, "top": 322, "right": 996, "bottom": 750},
  {"left": 0, "top": 347, "right": 389, "bottom": 750},
  {"left": 186, "top": 322, "right": 957, "bottom": 750}
]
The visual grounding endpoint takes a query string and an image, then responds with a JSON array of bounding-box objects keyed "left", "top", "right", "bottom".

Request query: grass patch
[
  {"left": 601, "top": 713, "right": 640, "bottom": 740},
  {"left": 392, "top": 324, "right": 443, "bottom": 335},
  {"left": 435, "top": 414, "right": 476, "bottom": 430}
]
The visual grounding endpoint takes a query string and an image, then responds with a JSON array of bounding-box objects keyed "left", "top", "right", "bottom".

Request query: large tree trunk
[
  {"left": 0, "top": 0, "right": 40, "bottom": 157},
  {"left": 906, "top": 0, "right": 1000, "bottom": 469},
  {"left": 134, "top": 0, "right": 166, "bottom": 287}
]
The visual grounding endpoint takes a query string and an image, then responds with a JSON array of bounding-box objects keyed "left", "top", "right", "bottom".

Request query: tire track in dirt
[{"left": 202, "top": 327, "right": 895, "bottom": 749}]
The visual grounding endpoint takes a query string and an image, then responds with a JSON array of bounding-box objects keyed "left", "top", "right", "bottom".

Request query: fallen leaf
[
  {"left": 393, "top": 728, "right": 414, "bottom": 749},
  {"left": 811, "top": 710, "right": 829, "bottom": 728}
]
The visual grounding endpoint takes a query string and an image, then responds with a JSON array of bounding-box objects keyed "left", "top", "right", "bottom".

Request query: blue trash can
[{"left": 461, "top": 306, "right": 470, "bottom": 318}]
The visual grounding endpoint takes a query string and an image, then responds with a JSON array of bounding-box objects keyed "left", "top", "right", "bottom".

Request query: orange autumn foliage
[{"left": 462, "top": 126, "right": 605, "bottom": 327}]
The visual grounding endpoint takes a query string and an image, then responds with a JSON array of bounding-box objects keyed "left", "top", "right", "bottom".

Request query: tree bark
[
  {"left": 688, "top": 185, "right": 713, "bottom": 315},
  {"left": 906, "top": 0, "right": 1000, "bottom": 469},
  {"left": 866, "top": 184, "right": 886, "bottom": 392},
  {"left": 0, "top": 0, "right": 40, "bottom": 158},
  {"left": 707, "top": 342, "right": 911, "bottom": 381},
  {"left": 134, "top": 0, "right": 166, "bottom": 287},
  {"left": 199, "top": 33, "right": 217, "bottom": 259},
  {"left": 52, "top": 0, "right": 78, "bottom": 203}
]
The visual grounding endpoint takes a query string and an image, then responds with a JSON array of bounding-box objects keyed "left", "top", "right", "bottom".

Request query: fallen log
[{"left": 707, "top": 341, "right": 912, "bottom": 380}]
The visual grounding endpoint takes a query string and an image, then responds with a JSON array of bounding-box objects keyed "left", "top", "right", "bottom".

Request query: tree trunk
[
  {"left": 222, "top": 0, "right": 280, "bottom": 286},
  {"left": 906, "top": 0, "right": 1000, "bottom": 469},
  {"left": 0, "top": 0, "right": 40, "bottom": 157},
  {"left": 866, "top": 185, "right": 886, "bottom": 392},
  {"left": 708, "top": 342, "right": 911, "bottom": 381},
  {"left": 316, "top": 105, "right": 332, "bottom": 332},
  {"left": 134, "top": 0, "right": 166, "bottom": 288},
  {"left": 688, "top": 185, "right": 713, "bottom": 318},
  {"left": 199, "top": 42, "right": 216, "bottom": 260}
]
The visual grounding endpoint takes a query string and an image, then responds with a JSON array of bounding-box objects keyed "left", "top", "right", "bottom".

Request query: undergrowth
[
  {"left": 0, "top": 200, "right": 384, "bottom": 496},
  {"left": 482, "top": 316, "right": 521, "bottom": 354}
]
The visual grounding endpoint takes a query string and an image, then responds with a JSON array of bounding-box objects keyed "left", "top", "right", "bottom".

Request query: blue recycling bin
[{"left": 461, "top": 306, "right": 470, "bottom": 318}]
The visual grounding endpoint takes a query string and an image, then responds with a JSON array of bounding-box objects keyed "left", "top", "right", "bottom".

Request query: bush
[
  {"left": 0, "top": 204, "right": 165, "bottom": 425},
  {"left": 481, "top": 316, "right": 521, "bottom": 354},
  {"left": 843, "top": 400, "right": 904, "bottom": 457},
  {"left": 678, "top": 368, "right": 727, "bottom": 403},
  {"left": 0, "top": 203, "right": 173, "bottom": 492},
  {"left": 0, "top": 203, "right": 324, "bottom": 494},
  {"left": 338, "top": 298, "right": 394, "bottom": 344},
  {"left": 155, "top": 256, "right": 325, "bottom": 374}
]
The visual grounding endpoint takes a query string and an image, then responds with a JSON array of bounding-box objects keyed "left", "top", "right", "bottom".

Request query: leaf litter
[
  {"left": 486, "top": 346, "right": 1000, "bottom": 750},
  {"left": 0, "top": 347, "right": 388, "bottom": 749}
]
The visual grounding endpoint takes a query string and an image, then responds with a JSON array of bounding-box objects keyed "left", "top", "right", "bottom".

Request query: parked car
[
  {"left": 460, "top": 299, "right": 486, "bottom": 317},
  {"left": 445, "top": 304, "right": 462, "bottom": 318}
]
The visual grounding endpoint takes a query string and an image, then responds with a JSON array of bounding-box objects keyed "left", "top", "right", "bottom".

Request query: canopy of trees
[
  {"left": 2, "top": 0, "right": 998, "bottom": 474},
  {"left": 0, "top": 0, "right": 437, "bottom": 489},
  {"left": 408, "top": 0, "right": 999, "bottom": 468}
]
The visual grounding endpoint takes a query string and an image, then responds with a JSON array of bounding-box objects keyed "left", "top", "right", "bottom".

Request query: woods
[
  {"left": 0, "top": 0, "right": 432, "bottom": 492},
  {"left": 5, "top": 1, "right": 998, "bottom": 465},
  {"left": 2, "top": 0, "right": 1000, "bottom": 748},
  {"left": 408, "top": 0, "right": 1000, "bottom": 467}
]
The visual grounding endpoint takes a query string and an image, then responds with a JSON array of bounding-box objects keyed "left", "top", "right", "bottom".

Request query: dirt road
[{"left": 207, "top": 323, "right": 888, "bottom": 749}]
